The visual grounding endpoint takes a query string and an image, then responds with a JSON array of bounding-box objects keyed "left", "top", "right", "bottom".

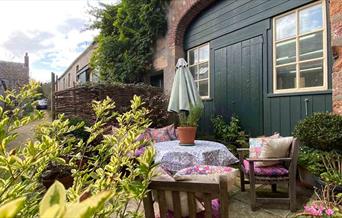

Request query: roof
[
  {"left": 0, "top": 60, "right": 29, "bottom": 81},
  {"left": 58, "top": 41, "right": 96, "bottom": 80}
]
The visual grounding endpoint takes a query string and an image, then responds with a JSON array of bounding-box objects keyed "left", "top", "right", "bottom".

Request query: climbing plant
[{"left": 90, "top": 0, "right": 169, "bottom": 83}]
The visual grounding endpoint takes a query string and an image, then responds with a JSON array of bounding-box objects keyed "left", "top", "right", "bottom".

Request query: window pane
[
  {"left": 198, "top": 80, "right": 209, "bottom": 96},
  {"left": 189, "top": 49, "right": 198, "bottom": 65},
  {"left": 299, "top": 60, "right": 323, "bottom": 88},
  {"left": 276, "top": 13, "right": 296, "bottom": 40},
  {"left": 276, "top": 39, "right": 296, "bottom": 65},
  {"left": 299, "top": 4, "right": 322, "bottom": 34},
  {"left": 276, "top": 64, "right": 296, "bottom": 89},
  {"left": 299, "top": 31, "right": 323, "bottom": 61},
  {"left": 199, "top": 44, "right": 209, "bottom": 62},
  {"left": 198, "top": 63, "right": 209, "bottom": 80},
  {"left": 189, "top": 66, "right": 198, "bottom": 79}
]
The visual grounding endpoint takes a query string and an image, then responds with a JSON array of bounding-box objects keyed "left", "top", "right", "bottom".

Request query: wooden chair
[
  {"left": 237, "top": 138, "right": 299, "bottom": 212},
  {"left": 143, "top": 175, "right": 229, "bottom": 218}
]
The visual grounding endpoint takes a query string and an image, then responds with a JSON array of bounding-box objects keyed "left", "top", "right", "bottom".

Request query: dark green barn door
[{"left": 212, "top": 35, "right": 263, "bottom": 136}]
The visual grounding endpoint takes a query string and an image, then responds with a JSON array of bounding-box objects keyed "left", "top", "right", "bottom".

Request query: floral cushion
[
  {"left": 174, "top": 165, "right": 238, "bottom": 193},
  {"left": 249, "top": 133, "right": 280, "bottom": 159},
  {"left": 175, "top": 165, "right": 235, "bottom": 176},
  {"left": 163, "top": 199, "right": 220, "bottom": 218},
  {"left": 134, "top": 147, "right": 146, "bottom": 157},
  {"left": 148, "top": 125, "right": 176, "bottom": 143},
  {"left": 243, "top": 160, "right": 288, "bottom": 177}
]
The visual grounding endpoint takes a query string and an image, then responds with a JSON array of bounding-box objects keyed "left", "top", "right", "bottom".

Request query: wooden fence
[{"left": 52, "top": 82, "right": 174, "bottom": 128}]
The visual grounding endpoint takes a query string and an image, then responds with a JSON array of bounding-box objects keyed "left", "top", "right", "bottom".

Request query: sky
[{"left": 0, "top": 0, "right": 119, "bottom": 82}]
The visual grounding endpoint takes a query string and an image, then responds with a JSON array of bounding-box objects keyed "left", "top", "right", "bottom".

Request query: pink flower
[{"left": 326, "top": 208, "right": 334, "bottom": 216}]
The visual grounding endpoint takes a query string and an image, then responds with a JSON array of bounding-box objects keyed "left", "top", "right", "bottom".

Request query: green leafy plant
[
  {"left": 293, "top": 113, "right": 342, "bottom": 151},
  {"left": 0, "top": 197, "right": 25, "bottom": 218},
  {"left": 298, "top": 146, "right": 325, "bottom": 177},
  {"left": 320, "top": 152, "right": 342, "bottom": 186},
  {"left": 178, "top": 106, "right": 203, "bottom": 127},
  {"left": 0, "top": 85, "right": 156, "bottom": 217},
  {"left": 211, "top": 115, "right": 249, "bottom": 151},
  {"left": 39, "top": 181, "right": 112, "bottom": 218},
  {"left": 90, "top": 0, "right": 169, "bottom": 83}
]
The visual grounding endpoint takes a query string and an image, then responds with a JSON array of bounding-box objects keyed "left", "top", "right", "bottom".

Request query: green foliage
[
  {"left": 320, "top": 152, "right": 342, "bottom": 186},
  {"left": 0, "top": 197, "right": 25, "bottom": 218},
  {"left": 211, "top": 115, "right": 249, "bottom": 150},
  {"left": 39, "top": 181, "right": 112, "bottom": 218},
  {"left": 0, "top": 84, "right": 156, "bottom": 217},
  {"left": 298, "top": 146, "right": 325, "bottom": 177},
  {"left": 67, "top": 117, "right": 90, "bottom": 142},
  {"left": 90, "top": 0, "right": 169, "bottom": 83},
  {"left": 0, "top": 83, "right": 85, "bottom": 216},
  {"left": 298, "top": 147, "right": 342, "bottom": 185},
  {"left": 293, "top": 112, "right": 342, "bottom": 151},
  {"left": 179, "top": 106, "right": 203, "bottom": 127}
]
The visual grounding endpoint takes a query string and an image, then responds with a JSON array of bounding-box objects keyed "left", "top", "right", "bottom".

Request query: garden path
[{"left": 7, "top": 111, "right": 50, "bottom": 151}]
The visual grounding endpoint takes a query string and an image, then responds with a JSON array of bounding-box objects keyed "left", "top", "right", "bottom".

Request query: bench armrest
[{"left": 246, "top": 157, "right": 292, "bottom": 162}]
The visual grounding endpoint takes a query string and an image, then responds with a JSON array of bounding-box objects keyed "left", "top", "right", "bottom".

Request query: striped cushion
[{"left": 243, "top": 160, "right": 288, "bottom": 177}]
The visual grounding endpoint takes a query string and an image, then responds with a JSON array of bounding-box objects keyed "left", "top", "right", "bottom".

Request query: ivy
[{"left": 90, "top": 0, "right": 169, "bottom": 83}]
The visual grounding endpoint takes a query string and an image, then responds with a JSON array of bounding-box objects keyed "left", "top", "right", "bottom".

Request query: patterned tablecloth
[{"left": 154, "top": 140, "right": 238, "bottom": 173}]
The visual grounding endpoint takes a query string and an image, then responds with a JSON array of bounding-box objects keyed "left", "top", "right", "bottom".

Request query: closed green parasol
[{"left": 167, "top": 58, "right": 203, "bottom": 112}]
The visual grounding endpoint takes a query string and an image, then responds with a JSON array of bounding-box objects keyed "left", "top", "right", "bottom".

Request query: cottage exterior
[
  {"left": 0, "top": 53, "right": 29, "bottom": 95},
  {"left": 57, "top": 42, "right": 97, "bottom": 91},
  {"left": 149, "top": 0, "right": 342, "bottom": 136}
]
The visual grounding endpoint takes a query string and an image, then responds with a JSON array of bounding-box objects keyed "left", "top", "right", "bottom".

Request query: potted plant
[{"left": 177, "top": 106, "right": 203, "bottom": 145}]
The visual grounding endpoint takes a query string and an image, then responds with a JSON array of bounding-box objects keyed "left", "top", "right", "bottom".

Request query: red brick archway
[{"left": 162, "top": 0, "right": 215, "bottom": 93}]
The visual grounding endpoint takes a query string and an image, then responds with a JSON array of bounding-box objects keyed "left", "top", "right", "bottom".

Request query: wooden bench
[{"left": 143, "top": 175, "right": 229, "bottom": 218}]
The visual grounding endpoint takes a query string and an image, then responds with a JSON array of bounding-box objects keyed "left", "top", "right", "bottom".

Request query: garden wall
[{"left": 53, "top": 83, "right": 174, "bottom": 128}]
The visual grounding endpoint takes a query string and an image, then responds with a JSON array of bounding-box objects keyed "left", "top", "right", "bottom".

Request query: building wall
[
  {"left": 57, "top": 43, "right": 96, "bottom": 91},
  {"left": 330, "top": 0, "right": 342, "bottom": 114},
  {"left": 152, "top": 0, "right": 342, "bottom": 115}
]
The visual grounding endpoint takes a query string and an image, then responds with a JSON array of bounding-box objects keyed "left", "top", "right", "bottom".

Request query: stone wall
[{"left": 330, "top": 0, "right": 342, "bottom": 114}]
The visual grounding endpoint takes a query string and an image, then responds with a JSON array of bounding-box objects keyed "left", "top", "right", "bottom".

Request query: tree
[{"left": 90, "top": 0, "right": 169, "bottom": 83}]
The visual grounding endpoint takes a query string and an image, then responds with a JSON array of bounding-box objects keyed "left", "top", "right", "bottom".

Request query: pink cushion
[
  {"left": 148, "top": 125, "right": 177, "bottom": 143},
  {"left": 175, "top": 165, "right": 235, "bottom": 176},
  {"left": 243, "top": 160, "right": 288, "bottom": 177}
]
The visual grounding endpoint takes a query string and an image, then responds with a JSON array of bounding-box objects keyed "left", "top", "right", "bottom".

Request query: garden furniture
[
  {"left": 154, "top": 140, "right": 238, "bottom": 173},
  {"left": 143, "top": 174, "right": 229, "bottom": 218},
  {"left": 237, "top": 138, "right": 299, "bottom": 212}
]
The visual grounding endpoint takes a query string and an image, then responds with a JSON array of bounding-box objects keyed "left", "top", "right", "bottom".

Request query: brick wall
[
  {"left": 152, "top": 0, "right": 215, "bottom": 94},
  {"left": 330, "top": 0, "right": 342, "bottom": 114}
]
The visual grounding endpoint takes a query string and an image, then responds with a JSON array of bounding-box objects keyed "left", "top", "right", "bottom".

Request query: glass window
[
  {"left": 273, "top": 2, "right": 326, "bottom": 93},
  {"left": 187, "top": 43, "right": 210, "bottom": 98}
]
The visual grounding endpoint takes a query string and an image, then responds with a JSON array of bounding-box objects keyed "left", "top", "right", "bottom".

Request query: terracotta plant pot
[{"left": 177, "top": 127, "right": 197, "bottom": 145}]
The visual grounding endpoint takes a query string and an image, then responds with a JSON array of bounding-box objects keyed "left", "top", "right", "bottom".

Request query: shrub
[
  {"left": 0, "top": 87, "right": 156, "bottom": 217},
  {"left": 293, "top": 113, "right": 342, "bottom": 151},
  {"left": 298, "top": 146, "right": 325, "bottom": 177},
  {"left": 211, "top": 115, "right": 249, "bottom": 148}
]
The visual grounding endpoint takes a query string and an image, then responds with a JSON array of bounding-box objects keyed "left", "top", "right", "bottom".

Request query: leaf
[
  {"left": 63, "top": 191, "right": 112, "bottom": 218},
  {"left": 39, "top": 181, "right": 66, "bottom": 217},
  {"left": 40, "top": 205, "right": 63, "bottom": 218},
  {"left": 0, "top": 197, "right": 25, "bottom": 218}
]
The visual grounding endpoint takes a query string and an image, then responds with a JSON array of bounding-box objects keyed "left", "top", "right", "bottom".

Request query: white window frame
[
  {"left": 273, "top": 0, "right": 328, "bottom": 94},
  {"left": 187, "top": 43, "right": 211, "bottom": 99}
]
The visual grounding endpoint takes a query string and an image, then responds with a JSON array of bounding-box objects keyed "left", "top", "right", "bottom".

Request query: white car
[{"left": 37, "top": 98, "right": 48, "bottom": 110}]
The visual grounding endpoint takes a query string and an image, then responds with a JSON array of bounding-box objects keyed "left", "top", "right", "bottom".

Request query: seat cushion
[
  {"left": 243, "top": 160, "right": 288, "bottom": 177},
  {"left": 249, "top": 133, "right": 280, "bottom": 159},
  {"left": 256, "top": 137, "right": 293, "bottom": 167},
  {"left": 148, "top": 124, "right": 176, "bottom": 143},
  {"left": 163, "top": 199, "right": 220, "bottom": 218}
]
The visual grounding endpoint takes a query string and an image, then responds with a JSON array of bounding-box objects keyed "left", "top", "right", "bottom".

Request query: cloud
[
  {"left": 0, "top": 0, "right": 120, "bottom": 82},
  {"left": 2, "top": 31, "right": 54, "bottom": 57},
  {"left": 57, "top": 18, "right": 87, "bottom": 33}
]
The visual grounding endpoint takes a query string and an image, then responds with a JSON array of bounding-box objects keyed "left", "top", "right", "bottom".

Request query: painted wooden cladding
[
  {"left": 191, "top": 0, "right": 332, "bottom": 136},
  {"left": 184, "top": 0, "right": 315, "bottom": 50}
]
